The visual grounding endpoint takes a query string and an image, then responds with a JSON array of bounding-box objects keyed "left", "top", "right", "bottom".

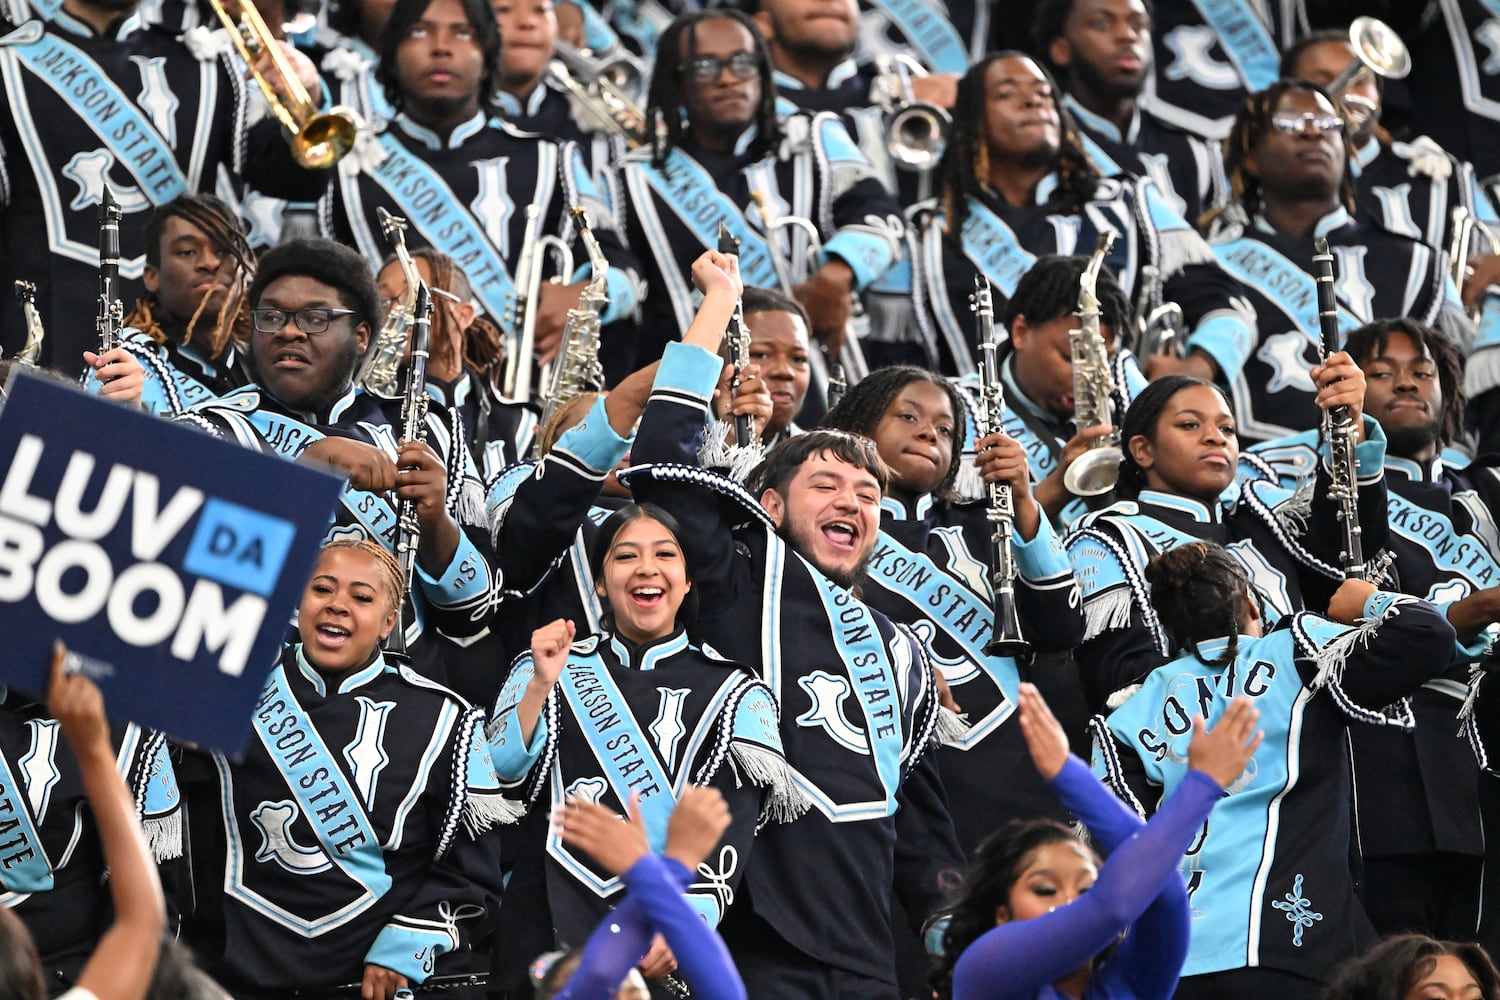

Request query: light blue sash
[
  {"left": 559, "top": 653, "right": 676, "bottom": 852},
  {"left": 253, "top": 666, "right": 390, "bottom": 899},
  {"left": 6, "top": 26, "right": 186, "bottom": 205},
  {"left": 0, "top": 752, "right": 52, "bottom": 893},
  {"left": 637, "top": 149, "right": 781, "bottom": 289},
  {"left": 1189, "top": 0, "right": 1280, "bottom": 92},
  {"left": 370, "top": 133, "right": 519, "bottom": 327},
  {"left": 1214, "top": 239, "right": 1358, "bottom": 346},
  {"left": 959, "top": 197, "right": 1037, "bottom": 298},
  {"left": 808, "top": 573, "right": 903, "bottom": 808},
  {"left": 868, "top": 0, "right": 967, "bottom": 75},
  {"left": 1387, "top": 491, "right": 1500, "bottom": 591}
]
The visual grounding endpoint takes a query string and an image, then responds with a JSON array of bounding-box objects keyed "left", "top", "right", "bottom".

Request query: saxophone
[
  {"left": 13, "top": 281, "right": 44, "bottom": 365},
  {"left": 1063, "top": 232, "right": 1121, "bottom": 497},
  {"left": 535, "top": 207, "right": 608, "bottom": 439},
  {"left": 361, "top": 207, "right": 420, "bottom": 396}
]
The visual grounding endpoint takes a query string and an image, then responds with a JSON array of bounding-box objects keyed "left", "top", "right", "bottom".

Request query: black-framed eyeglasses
[
  {"left": 1268, "top": 112, "right": 1344, "bottom": 136},
  {"left": 678, "top": 51, "right": 759, "bottom": 84},
  {"left": 251, "top": 307, "right": 357, "bottom": 335}
]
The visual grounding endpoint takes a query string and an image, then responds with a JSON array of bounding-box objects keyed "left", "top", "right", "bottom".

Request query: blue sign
[{"left": 0, "top": 369, "right": 343, "bottom": 756}]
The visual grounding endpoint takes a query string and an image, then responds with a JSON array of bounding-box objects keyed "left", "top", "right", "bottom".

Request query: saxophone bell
[
  {"left": 1062, "top": 233, "right": 1122, "bottom": 498},
  {"left": 362, "top": 207, "right": 420, "bottom": 396}
]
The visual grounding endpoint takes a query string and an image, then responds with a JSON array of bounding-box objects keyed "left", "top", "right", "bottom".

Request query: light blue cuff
[
  {"left": 601, "top": 269, "right": 637, "bottom": 323},
  {"left": 1475, "top": 292, "right": 1500, "bottom": 353},
  {"left": 487, "top": 706, "right": 548, "bottom": 780},
  {"left": 553, "top": 394, "right": 631, "bottom": 472},
  {"left": 821, "top": 231, "right": 896, "bottom": 291},
  {"left": 1185, "top": 312, "right": 1254, "bottom": 381},
  {"left": 417, "top": 532, "right": 490, "bottom": 605},
  {"left": 366, "top": 922, "right": 455, "bottom": 982},
  {"left": 1012, "top": 513, "right": 1070, "bottom": 581},
  {"left": 1361, "top": 590, "right": 1403, "bottom": 620},
  {"left": 1352, "top": 415, "right": 1387, "bottom": 475},
  {"left": 657, "top": 340, "right": 725, "bottom": 400}
]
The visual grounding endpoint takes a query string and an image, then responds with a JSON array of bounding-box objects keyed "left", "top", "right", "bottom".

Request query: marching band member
[
  {"left": 1032, "top": 0, "right": 1229, "bottom": 227},
  {"left": 1204, "top": 79, "right": 1451, "bottom": 444},
  {"left": 1093, "top": 541, "right": 1456, "bottom": 1000},
  {"left": 616, "top": 9, "right": 904, "bottom": 376},
  {"left": 820, "top": 365, "right": 1086, "bottom": 850},
  {"left": 175, "top": 538, "right": 506, "bottom": 1000},
  {"left": 1064, "top": 371, "right": 1387, "bottom": 712},
  {"left": 1399, "top": 0, "right": 1500, "bottom": 180},
  {"left": 623, "top": 252, "right": 962, "bottom": 997},
  {"left": 913, "top": 52, "right": 1255, "bottom": 383},
  {"left": 711, "top": 287, "right": 815, "bottom": 451},
  {"left": 319, "top": 0, "right": 643, "bottom": 400},
  {"left": 321, "top": 0, "right": 401, "bottom": 123},
  {"left": 184, "top": 239, "right": 494, "bottom": 676},
  {"left": 1250, "top": 317, "right": 1493, "bottom": 940}
]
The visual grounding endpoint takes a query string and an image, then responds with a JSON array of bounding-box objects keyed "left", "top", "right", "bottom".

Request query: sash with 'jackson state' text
[
  {"left": 0, "top": 750, "right": 52, "bottom": 894},
  {"left": 959, "top": 198, "right": 1038, "bottom": 298},
  {"left": 637, "top": 149, "right": 781, "bottom": 290},
  {"left": 1189, "top": 0, "right": 1279, "bottom": 93}
]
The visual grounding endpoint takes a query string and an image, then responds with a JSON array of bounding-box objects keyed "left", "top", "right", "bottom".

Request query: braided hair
[
  {"left": 645, "top": 10, "right": 781, "bottom": 169},
  {"left": 928, "top": 819, "right": 1091, "bottom": 1000},
  {"left": 1344, "top": 317, "right": 1464, "bottom": 449},
  {"left": 1146, "top": 541, "right": 1254, "bottom": 668},
  {"left": 316, "top": 537, "right": 405, "bottom": 616},
  {"left": 1115, "top": 374, "right": 1231, "bottom": 501},
  {"left": 401, "top": 247, "right": 507, "bottom": 389},
  {"left": 1204, "top": 78, "right": 1355, "bottom": 232},
  {"left": 129, "top": 193, "right": 256, "bottom": 356},
  {"left": 820, "top": 365, "right": 968, "bottom": 502},
  {"left": 939, "top": 52, "right": 1099, "bottom": 239},
  {"left": 1004, "top": 254, "right": 1134, "bottom": 334}
]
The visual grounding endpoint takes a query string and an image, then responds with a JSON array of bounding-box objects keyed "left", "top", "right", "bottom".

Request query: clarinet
[
  {"left": 716, "top": 222, "right": 755, "bottom": 448},
  {"left": 96, "top": 186, "right": 123, "bottom": 356},
  {"left": 388, "top": 281, "right": 433, "bottom": 656},
  {"left": 973, "top": 276, "right": 1030, "bottom": 657},
  {"left": 1311, "top": 238, "right": 1373, "bottom": 581}
]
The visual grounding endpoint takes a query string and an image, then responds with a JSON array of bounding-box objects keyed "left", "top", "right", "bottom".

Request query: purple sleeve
[
  {"left": 951, "top": 770, "right": 1221, "bottom": 1000},
  {"left": 1045, "top": 755, "right": 1144, "bottom": 854}
]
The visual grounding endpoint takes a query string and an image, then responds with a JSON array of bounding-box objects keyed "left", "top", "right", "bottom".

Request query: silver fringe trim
[
  {"left": 465, "top": 791, "right": 527, "bottom": 836},
  {"left": 953, "top": 462, "right": 985, "bottom": 503},
  {"left": 1275, "top": 476, "right": 1315, "bottom": 539},
  {"left": 1104, "top": 683, "right": 1143, "bottom": 711},
  {"left": 456, "top": 480, "right": 487, "bottom": 528},
  {"left": 1308, "top": 612, "right": 1388, "bottom": 692},
  {"left": 698, "top": 419, "right": 762, "bottom": 484},
  {"left": 729, "top": 740, "right": 812, "bottom": 825},
  {"left": 144, "top": 811, "right": 183, "bottom": 862},
  {"left": 1082, "top": 588, "right": 1134, "bottom": 642},
  {"left": 932, "top": 706, "right": 971, "bottom": 746},
  {"left": 1157, "top": 228, "right": 1218, "bottom": 280}
]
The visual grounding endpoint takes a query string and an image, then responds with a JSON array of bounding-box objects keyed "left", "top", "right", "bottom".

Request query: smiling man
[
  {"left": 184, "top": 238, "right": 494, "bottom": 678},
  {"left": 321, "top": 0, "right": 641, "bottom": 406}
]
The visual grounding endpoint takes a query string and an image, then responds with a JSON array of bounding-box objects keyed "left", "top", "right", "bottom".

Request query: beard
[
  {"left": 780, "top": 518, "right": 872, "bottom": 590},
  {"left": 1070, "top": 52, "right": 1144, "bottom": 105},
  {"left": 1383, "top": 415, "right": 1442, "bottom": 459}
]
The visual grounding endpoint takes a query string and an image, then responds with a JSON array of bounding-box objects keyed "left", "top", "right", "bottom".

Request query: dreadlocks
[
  {"left": 1004, "top": 254, "right": 1134, "bottom": 334},
  {"left": 939, "top": 52, "right": 1099, "bottom": 238},
  {"left": 128, "top": 193, "right": 255, "bottom": 357},
  {"left": 401, "top": 247, "right": 507, "bottom": 389},
  {"left": 1204, "top": 78, "right": 1356, "bottom": 231},
  {"left": 645, "top": 10, "right": 781, "bottom": 169}
]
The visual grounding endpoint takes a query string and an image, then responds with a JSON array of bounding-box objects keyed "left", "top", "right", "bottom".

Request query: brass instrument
[
  {"left": 972, "top": 276, "right": 1029, "bottom": 657},
  {"left": 1326, "top": 16, "right": 1410, "bottom": 130},
  {"left": 97, "top": 186, "right": 123, "bottom": 357},
  {"left": 871, "top": 53, "right": 950, "bottom": 172},
  {"left": 536, "top": 208, "right": 608, "bottom": 440},
  {"left": 1311, "top": 238, "right": 1376, "bottom": 581},
  {"left": 1451, "top": 205, "right": 1500, "bottom": 328},
  {"left": 1132, "top": 263, "right": 1186, "bottom": 360},
  {"left": 362, "top": 207, "right": 419, "bottom": 396},
  {"left": 13, "top": 281, "right": 44, "bottom": 365},
  {"left": 503, "top": 204, "right": 575, "bottom": 402},
  {"left": 549, "top": 40, "right": 650, "bottom": 146},
  {"left": 1063, "top": 232, "right": 1121, "bottom": 498},
  {"left": 388, "top": 280, "right": 434, "bottom": 657},
  {"left": 716, "top": 222, "right": 755, "bottom": 448},
  {"left": 208, "top": 0, "right": 361, "bottom": 168}
]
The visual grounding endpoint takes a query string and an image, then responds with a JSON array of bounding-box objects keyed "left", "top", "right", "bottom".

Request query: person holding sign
[
  {"left": 175, "top": 538, "right": 507, "bottom": 1000},
  {"left": 0, "top": 643, "right": 169, "bottom": 1000}
]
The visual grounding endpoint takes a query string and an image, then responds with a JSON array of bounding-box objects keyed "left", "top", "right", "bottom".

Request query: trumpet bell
[
  {"left": 1349, "top": 16, "right": 1411, "bottom": 81},
  {"left": 1063, "top": 446, "right": 1122, "bottom": 497},
  {"left": 888, "top": 103, "right": 950, "bottom": 171},
  {"left": 291, "top": 107, "right": 361, "bottom": 169}
]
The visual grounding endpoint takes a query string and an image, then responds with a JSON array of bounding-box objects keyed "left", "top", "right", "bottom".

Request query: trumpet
[
  {"left": 1451, "top": 205, "right": 1500, "bottom": 329},
  {"left": 871, "top": 53, "right": 950, "bottom": 172},
  {"left": 536, "top": 208, "right": 608, "bottom": 440},
  {"left": 503, "top": 204, "right": 575, "bottom": 402},
  {"left": 1326, "top": 16, "right": 1411, "bottom": 131},
  {"left": 972, "top": 276, "right": 1029, "bottom": 658},
  {"left": 208, "top": 0, "right": 361, "bottom": 168},
  {"left": 13, "top": 281, "right": 44, "bottom": 365},
  {"left": 547, "top": 41, "right": 651, "bottom": 148},
  {"left": 362, "top": 208, "right": 419, "bottom": 396},
  {"left": 1131, "top": 263, "right": 1186, "bottom": 360},
  {"left": 1063, "top": 233, "right": 1121, "bottom": 498}
]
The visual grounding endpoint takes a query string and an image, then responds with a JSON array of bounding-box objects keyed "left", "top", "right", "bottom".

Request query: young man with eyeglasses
[
  {"left": 1202, "top": 79, "right": 1455, "bottom": 444},
  {"left": 183, "top": 238, "right": 495, "bottom": 678},
  {"left": 614, "top": 9, "right": 905, "bottom": 380},
  {"left": 321, "top": 0, "right": 643, "bottom": 408}
]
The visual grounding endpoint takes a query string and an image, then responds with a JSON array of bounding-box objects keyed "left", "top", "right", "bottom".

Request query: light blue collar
[
  {"left": 396, "top": 109, "right": 488, "bottom": 150},
  {"left": 497, "top": 81, "right": 550, "bottom": 119},
  {"left": 1138, "top": 488, "right": 1223, "bottom": 524},
  {"left": 1384, "top": 453, "right": 1442, "bottom": 483},
  {"left": 1251, "top": 205, "right": 1352, "bottom": 238},
  {"left": 880, "top": 493, "right": 934, "bottom": 521},
  {"left": 1063, "top": 94, "right": 1140, "bottom": 145},
  {"left": 608, "top": 627, "right": 691, "bottom": 671},
  {"left": 295, "top": 646, "right": 390, "bottom": 697},
  {"left": 51, "top": 7, "right": 142, "bottom": 39}
]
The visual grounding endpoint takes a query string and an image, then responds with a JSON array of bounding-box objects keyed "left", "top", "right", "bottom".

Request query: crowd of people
[{"left": 3, "top": 0, "right": 1500, "bottom": 997}]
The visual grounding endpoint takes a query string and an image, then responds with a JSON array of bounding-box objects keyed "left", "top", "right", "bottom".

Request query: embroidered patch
[{"left": 1271, "top": 874, "right": 1323, "bottom": 946}]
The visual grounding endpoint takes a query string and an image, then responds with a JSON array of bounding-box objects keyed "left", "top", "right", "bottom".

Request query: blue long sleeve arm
[
  {"left": 559, "top": 854, "right": 747, "bottom": 1000},
  {"left": 951, "top": 765, "right": 1221, "bottom": 1000}
]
